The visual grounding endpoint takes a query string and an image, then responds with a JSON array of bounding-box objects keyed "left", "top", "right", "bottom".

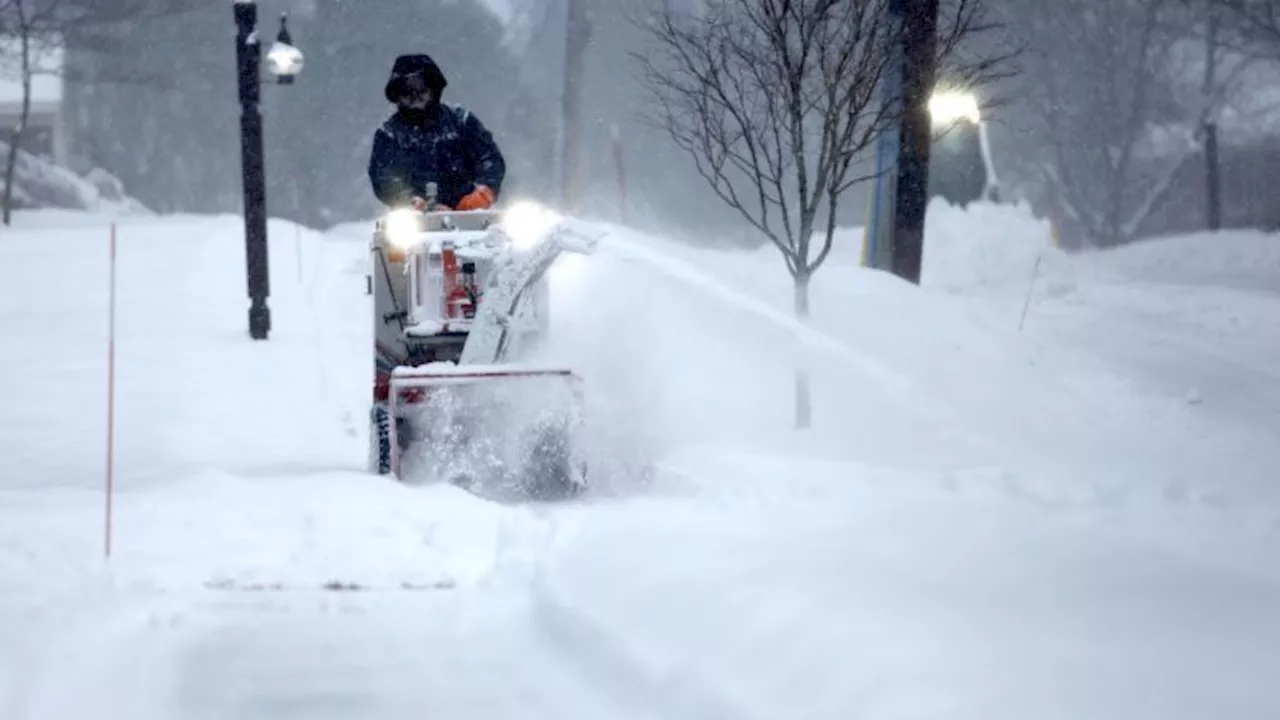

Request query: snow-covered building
[{"left": 0, "top": 40, "right": 67, "bottom": 166}]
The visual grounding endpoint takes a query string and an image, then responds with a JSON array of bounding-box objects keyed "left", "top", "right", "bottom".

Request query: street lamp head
[
  {"left": 929, "top": 90, "right": 981, "bottom": 126},
  {"left": 267, "top": 41, "right": 304, "bottom": 82},
  {"left": 266, "top": 13, "right": 304, "bottom": 84}
]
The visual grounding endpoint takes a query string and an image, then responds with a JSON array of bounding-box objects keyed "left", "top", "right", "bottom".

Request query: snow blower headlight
[
  {"left": 501, "top": 201, "right": 562, "bottom": 250},
  {"left": 385, "top": 208, "right": 424, "bottom": 248}
]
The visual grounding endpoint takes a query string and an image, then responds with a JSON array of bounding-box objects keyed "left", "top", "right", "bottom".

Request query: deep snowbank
[
  {"left": 529, "top": 202, "right": 1280, "bottom": 720},
  {"left": 0, "top": 150, "right": 147, "bottom": 214},
  {"left": 0, "top": 213, "right": 356, "bottom": 490},
  {"left": 1083, "top": 228, "right": 1280, "bottom": 291},
  {"left": 3, "top": 206, "right": 1278, "bottom": 719},
  {"left": 1, "top": 211, "right": 579, "bottom": 718},
  {"left": 594, "top": 200, "right": 1280, "bottom": 489},
  {"left": 919, "top": 200, "right": 1280, "bottom": 294},
  {"left": 540, "top": 451, "right": 1280, "bottom": 720}
]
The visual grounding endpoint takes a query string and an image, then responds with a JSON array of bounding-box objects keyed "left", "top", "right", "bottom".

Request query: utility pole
[
  {"left": 889, "top": 0, "right": 941, "bottom": 284},
  {"left": 862, "top": 0, "right": 941, "bottom": 283},
  {"left": 560, "top": 0, "right": 590, "bottom": 213}
]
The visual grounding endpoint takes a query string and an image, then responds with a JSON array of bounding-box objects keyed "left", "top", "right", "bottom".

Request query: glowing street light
[
  {"left": 929, "top": 90, "right": 982, "bottom": 125},
  {"left": 266, "top": 15, "right": 305, "bottom": 84}
]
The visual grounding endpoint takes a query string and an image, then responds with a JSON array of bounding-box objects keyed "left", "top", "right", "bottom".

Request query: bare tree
[
  {"left": 0, "top": 0, "right": 55, "bottom": 225},
  {"left": 1199, "top": 1, "right": 1280, "bottom": 229},
  {"left": 636, "top": 0, "right": 1007, "bottom": 427},
  {"left": 1208, "top": 0, "right": 1280, "bottom": 48},
  {"left": 1001, "top": 0, "right": 1248, "bottom": 247},
  {"left": 560, "top": 0, "right": 591, "bottom": 212},
  {"left": 0, "top": 0, "right": 202, "bottom": 223}
]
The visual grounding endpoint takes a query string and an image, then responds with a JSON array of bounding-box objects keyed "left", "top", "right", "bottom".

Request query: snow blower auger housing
[{"left": 368, "top": 185, "right": 600, "bottom": 501}]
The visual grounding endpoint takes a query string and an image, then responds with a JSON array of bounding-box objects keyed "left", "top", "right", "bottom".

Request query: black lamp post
[{"left": 234, "top": 0, "right": 304, "bottom": 340}]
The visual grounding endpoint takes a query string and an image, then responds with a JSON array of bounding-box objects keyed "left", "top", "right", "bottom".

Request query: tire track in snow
[
  {"left": 527, "top": 503, "right": 756, "bottom": 720},
  {"left": 4, "top": 506, "right": 709, "bottom": 720},
  {"left": 529, "top": 577, "right": 754, "bottom": 720},
  {"left": 9, "top": 581, "right": 657, "bottom": 720},
  {"left": 438, "top": 493, "right": 754, "bottom": 720}
]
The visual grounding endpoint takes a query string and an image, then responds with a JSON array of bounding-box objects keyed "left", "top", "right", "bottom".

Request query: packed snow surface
[{"left": 2, "top": 202, "right": 1278, "bottom": 719}]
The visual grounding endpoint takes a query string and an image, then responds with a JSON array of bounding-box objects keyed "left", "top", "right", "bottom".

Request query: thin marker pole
[
  {"left": 105, "top": 223, "right": 117, "bottom": 558},
  {"left": 1018, "top": 253, "right": 1042, "bottom": 333}
]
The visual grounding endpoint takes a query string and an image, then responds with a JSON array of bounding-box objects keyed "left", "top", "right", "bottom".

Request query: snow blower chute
[{"left": 368, "top": 184, "right": 601, "bottom": 500}]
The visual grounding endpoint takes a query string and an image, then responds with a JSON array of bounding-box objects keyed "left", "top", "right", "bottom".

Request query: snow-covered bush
[{"left": 0, "top": 142, "right": 147, "bottom": 215}]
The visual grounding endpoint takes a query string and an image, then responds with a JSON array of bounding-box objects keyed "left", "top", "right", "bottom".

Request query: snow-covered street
[{"left": 3, "top": 205, "right": 1279, "bottom": 719}]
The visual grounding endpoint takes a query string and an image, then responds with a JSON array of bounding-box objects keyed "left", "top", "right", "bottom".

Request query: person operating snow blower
[
  {"left": 368, "top": 53, "right": 506, "bottom": 212},
  {"left": 365, "top": 52, "right": 595, "bottom": 500}
]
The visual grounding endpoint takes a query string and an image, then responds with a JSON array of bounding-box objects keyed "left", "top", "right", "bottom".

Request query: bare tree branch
[
  {"left": 636, "top": 0, "right": 1010, "bottom": 285},
  {"left": 0, "top": 0, "right": 205, "bottom": 221},
  {"left": 1208, "top": 0, "right": 1280, "bottom": 53},
  {"left": 997, "top": 0, "right": 1249, "bottom": 247}
]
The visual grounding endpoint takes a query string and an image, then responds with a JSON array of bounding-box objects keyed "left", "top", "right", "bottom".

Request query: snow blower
[{"left": 368, "top": 183, "right": 601, "bottom": 501}]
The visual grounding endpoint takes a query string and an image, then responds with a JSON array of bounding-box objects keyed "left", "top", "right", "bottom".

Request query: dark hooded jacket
[{"left": 368, "top": 54, "right": 506, "bottom": 209}]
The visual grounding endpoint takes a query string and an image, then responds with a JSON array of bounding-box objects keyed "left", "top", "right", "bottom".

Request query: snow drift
[
  {"left": 0, "top": 144, "right": 146, "bottom": 214},
  {"left": 2, "top": 203, "right": 1278, "bottom": 719}
]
